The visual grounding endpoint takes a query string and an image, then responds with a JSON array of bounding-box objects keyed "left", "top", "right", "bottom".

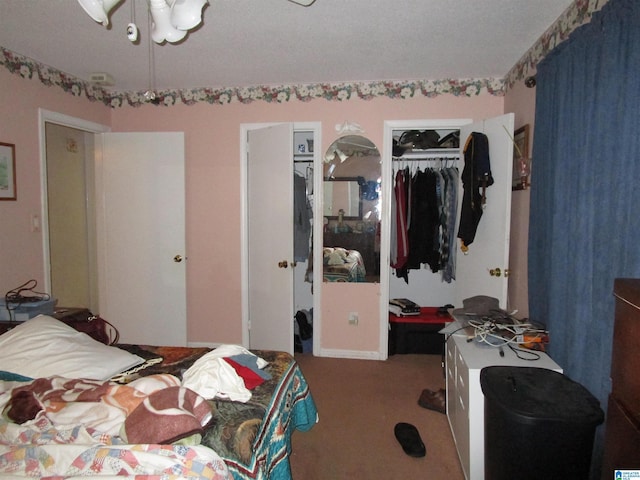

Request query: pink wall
[
  {"left": 110, "top": 94, "right": 504, "bottom": 351},
  {"left": 504, "top": 78, "right": 538, "bottom": 318},
  {"left": 0, "top": 69, "right": 110, "bottom": 295},
  {"left": 1, "top": 66, "right": 509, "bottom": 352}
]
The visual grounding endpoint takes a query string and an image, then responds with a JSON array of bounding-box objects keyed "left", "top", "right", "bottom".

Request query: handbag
[{"left": 54, "top": 308, "right": 120, "bottom": 345}]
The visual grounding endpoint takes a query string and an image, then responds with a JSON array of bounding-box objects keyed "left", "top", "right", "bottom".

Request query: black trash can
[{"left": 480, "top": 366, "right": 604, "bottom": 480}]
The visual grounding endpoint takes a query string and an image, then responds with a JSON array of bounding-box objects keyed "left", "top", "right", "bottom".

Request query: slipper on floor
[{"left": 394, "top": 422, "right": 426, "bottom": 457}]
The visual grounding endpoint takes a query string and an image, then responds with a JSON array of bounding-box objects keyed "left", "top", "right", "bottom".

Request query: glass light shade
[
  {"left": 77, "top": 0, "right": 121, "bottom": 26},
  {"left": 149, "top": 0, "right": 188, "bottom": 43},
  {"left": 335, "top": 148, "right": 348, "bottom": 163},
  {"left": 171, "top": 0, "right": 207, "bottom": 30}
]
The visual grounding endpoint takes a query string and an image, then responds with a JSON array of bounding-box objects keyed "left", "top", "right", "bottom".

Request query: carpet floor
[{"left": 290, "top": 353, "right": 465, "bottom": 479}]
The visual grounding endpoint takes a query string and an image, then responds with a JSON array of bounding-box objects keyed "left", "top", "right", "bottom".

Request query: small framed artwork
[
  {"left": 512, "top": 125, "right": 530, "bottom": 191},
  {"left": 0, "top": 142, "right": 16, "bottom": 200}
]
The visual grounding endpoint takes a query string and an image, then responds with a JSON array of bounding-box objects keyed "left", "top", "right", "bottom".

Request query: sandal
[{"left": 394, "top": 422, "right": 426, "bottom": 457}]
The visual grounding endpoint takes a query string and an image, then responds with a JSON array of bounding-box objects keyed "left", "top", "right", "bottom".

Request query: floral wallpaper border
[
  {"left": 504, "top": 0, "right": 609, "bottom": 88},
  {"left": 1, "top": 0, "right": 609, "bottom": 108}
]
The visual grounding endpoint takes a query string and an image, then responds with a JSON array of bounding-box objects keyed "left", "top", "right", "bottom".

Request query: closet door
[
  {"left": 455, "top": 113, "right": 514, "bottom": 308},
  {"left": 246, "top": 124, "right": 295, "bottom": 353},
  {"left": 96, "top": 132, "right": 186, "bottom": 345}
]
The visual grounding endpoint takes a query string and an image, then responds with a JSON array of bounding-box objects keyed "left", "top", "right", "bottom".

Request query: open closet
[
  {"left": 389, "top": 127, "right": 462, "bottom": 305},
  {"left": 242, "top": 122, "right": 321, "bottom": 355},
  {"left": 293, "top": 130, "right": 315, "bottom": 353},
  {"left": 379, "top": 115, "right": 515, "bottom": 357}
]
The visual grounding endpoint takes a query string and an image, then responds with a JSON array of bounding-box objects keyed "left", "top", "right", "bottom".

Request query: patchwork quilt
[{"left": 0, "top": 345, "right": 318, "bottom": 480}]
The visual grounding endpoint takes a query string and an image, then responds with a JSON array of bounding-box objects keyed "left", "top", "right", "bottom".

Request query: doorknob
[
  {"left": 489, "top": 267, "right": 501, "bottom": 277},
  {"left": 278, "top": 260, "right": 288, "bottom": 268},
  {"left": 174, "top": 255, "right": 183, "bottom": 263}
]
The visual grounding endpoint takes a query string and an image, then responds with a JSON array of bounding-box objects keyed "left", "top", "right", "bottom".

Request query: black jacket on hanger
[
  {"left": 294, "top": 173, "right": 312, "bottom": 262},
  {"left": 458, "top": 132, "right": 493, "bottom": 249},
  {"left": 406, "top": 169, "right": 440, "bottom": 272}
]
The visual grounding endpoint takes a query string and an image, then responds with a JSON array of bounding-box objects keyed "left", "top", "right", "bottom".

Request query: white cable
[{"left": 467, "top": 316, "right": 548, "bottom": 347}]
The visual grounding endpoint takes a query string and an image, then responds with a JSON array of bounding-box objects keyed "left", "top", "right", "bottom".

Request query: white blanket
[{"left": 181, "top": 344, "right": 268, "bottom": 402}]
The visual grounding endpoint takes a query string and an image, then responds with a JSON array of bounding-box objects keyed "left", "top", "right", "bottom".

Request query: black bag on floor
[{"left": 295, "top": 310, "right": 313, "bottom": 340}]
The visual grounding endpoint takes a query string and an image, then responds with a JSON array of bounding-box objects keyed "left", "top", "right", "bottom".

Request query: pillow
[
  {"left": 0, "top": 315, "right": 144, "bottom": 380},
  {"left": 327, "top": 251, "right": 345, "bottom": 265}
]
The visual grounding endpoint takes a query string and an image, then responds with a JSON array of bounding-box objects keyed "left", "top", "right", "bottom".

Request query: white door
[
  {"left": 95, "top": 132, "right": 186, "bottom": 345},
  {"left": 455, "top": 113, "right": 514, "bottom": 308},
  {"left": 246, "top": 124, "right": 294, "bottom": 353}
]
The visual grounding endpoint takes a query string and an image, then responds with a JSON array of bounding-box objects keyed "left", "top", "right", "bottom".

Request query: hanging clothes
[
  {"left": 392, "top": 167, "right": 412, "bottom": 283},
  {"left": 406, "top": 169, "right": 440, "bottom": 273},
  {"left": 391, "top": 169, "right": 409, "bottom": 271},
  {"left": 293, "top": 172, "right": 312, "bottom": 262},
  {"left": 440, "top": 167, "right": 459, "bottom": 283},
  {"left": 458, "top": 132, "right": 492, "bottom": 251},
  {"left": 391, "top": 161, "right": 459, "bottom": 283}
]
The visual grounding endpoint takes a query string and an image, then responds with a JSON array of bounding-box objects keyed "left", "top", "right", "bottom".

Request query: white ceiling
[{"left": 0, "top": 0, "right": 573, "bottom": 92}]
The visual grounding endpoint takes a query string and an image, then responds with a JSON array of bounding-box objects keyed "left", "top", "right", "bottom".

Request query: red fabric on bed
[{"left": 223, "top": 358, "right": 266, "bottom": 390}]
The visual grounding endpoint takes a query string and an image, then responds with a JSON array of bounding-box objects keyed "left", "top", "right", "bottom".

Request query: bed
[
  {"left": 322, "top": 246, "right": 366, "bottom": 282},
  {"left": 0, "top": 315, "right": 318, "bottom": 480}
]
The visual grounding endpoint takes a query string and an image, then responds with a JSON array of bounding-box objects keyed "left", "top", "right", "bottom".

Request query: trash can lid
[{"left": 480, "top": 366, "right": 604, "bottom": 425}]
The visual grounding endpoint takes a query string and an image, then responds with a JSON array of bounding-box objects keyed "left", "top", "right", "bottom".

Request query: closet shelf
[
  {"left": 294, "top": 153, "right": 314, "bottom": 162},
  {"left": 394, "top": 148, "right": 460, "bottom": 160}
]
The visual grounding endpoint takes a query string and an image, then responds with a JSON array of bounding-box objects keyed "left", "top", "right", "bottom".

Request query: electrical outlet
[
  {"left": 31, "top": 213, "right": 40, "bottom": 232},
  {"left": 348, "top": 312, "right": 359, "bottom": 326}
]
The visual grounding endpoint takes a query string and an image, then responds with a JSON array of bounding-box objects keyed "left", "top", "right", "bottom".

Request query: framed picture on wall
[
  {"left": 0, "top": 142, "right": 16, "bottom": 200},
  {"left": 512, "top": 125, "right": 530, "bottom": 191}
]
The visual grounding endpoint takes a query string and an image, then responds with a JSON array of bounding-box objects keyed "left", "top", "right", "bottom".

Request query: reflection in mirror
[
  {"left": 323, "top": 135, "right": 381, "bottom": 283},
  {"left": 323, "top": 177, "right": 362, "bottom": 219}
]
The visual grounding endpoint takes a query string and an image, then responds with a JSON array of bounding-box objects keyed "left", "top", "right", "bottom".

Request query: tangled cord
[
  {"left": 4, "top": 279, "right": 51, "bottom": 322},
  {"left": 466, "top": 309, "right": 548, "bottom": 352}
]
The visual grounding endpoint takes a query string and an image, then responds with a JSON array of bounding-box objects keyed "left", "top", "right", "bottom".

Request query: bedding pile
[
  {"left": 113, "top": 345, "right": 319, "bottom": 478},
  {"left": 322, "top": 247, "right": 366, "bottom": 282},
  {"left": 0, "top": 375, "right": 232, "bottom": 479},
  {"left": 2, "top": 374, "right": 212, "bottom": 443},
  {"left": 0, "top": 316, "right": 318, "bottom": 480}
]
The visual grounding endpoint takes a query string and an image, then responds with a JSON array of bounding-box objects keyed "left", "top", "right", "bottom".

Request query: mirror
[
  {"left": 323, "top": 135, "right": 381, "bottom": 283},
  {"left": 323, "top": 177, "right": 362, "bottom": 219}
]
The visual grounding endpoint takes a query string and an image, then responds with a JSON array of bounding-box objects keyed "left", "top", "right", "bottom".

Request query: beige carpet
[{"left": 290, "top": 353, "right": 465, "bottom": 479}]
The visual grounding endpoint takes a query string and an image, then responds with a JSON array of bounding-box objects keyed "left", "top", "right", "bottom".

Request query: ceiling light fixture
[
  {"left": 77, "top": 0, "right": 208, "bottom": 44},
  {"left": 323, "top": 147, "right": 348, "bottom": 164}
]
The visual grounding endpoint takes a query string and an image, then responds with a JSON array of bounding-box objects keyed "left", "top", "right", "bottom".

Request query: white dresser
[{"left": 445, "top": 332, "right": 562, "bottom": 480}]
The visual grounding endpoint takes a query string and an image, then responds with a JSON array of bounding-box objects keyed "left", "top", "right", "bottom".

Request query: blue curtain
[{"left": 529, "top": 0, "right": 640, "bottom": 475}]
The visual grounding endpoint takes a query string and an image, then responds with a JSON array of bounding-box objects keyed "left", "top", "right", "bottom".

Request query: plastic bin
[
  {"left": 480, "top": 366, "right": 604, "bottom": 480},
  {"left": 0, "top": 298, "right": 56, "bottom": 321}
]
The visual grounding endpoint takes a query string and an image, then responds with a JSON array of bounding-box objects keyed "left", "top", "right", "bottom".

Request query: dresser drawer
[{"left": 601, "top": 396, "right": 640, "bottom": 476}]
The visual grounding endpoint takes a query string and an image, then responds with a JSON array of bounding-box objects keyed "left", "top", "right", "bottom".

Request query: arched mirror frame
[{"left": 322, "top": 135, "right": 381, "bottom": 283}]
